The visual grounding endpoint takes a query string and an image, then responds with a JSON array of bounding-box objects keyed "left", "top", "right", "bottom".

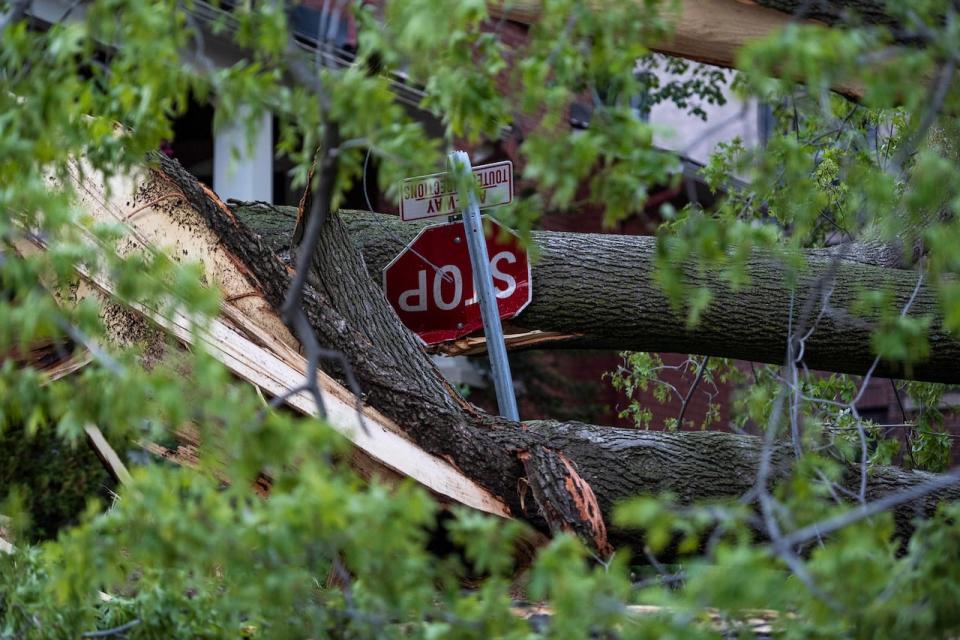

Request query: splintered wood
[{"left": 23, "top": 161, "right": 510, "bottom": 518}]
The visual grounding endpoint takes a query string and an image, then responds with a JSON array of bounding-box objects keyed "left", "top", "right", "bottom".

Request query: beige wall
[{"left": 649, "top": 65, "right": 761, "bottom": 167}]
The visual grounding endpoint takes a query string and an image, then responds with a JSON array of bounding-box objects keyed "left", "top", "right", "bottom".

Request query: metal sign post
[{"left": 448, "top": 150, "right": 520, "bottom": 421}]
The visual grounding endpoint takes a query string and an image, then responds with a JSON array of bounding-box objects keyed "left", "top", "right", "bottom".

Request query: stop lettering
[{"left": 382, "top": 218, "right": 532, "bottom": 345}]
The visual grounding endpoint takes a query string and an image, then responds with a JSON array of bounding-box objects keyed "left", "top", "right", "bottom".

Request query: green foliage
[
  {"left": 614, "top": 495, "right": 960, "bottom": 639},
  {"left": 0, "top": 424, "right": 115, "bottom": 542},
  {"left": 607, "top": 353, "right": 741, "bottom": 430},
  {"left": 4, "top": 0, "right": 960, "bottom": 637}
]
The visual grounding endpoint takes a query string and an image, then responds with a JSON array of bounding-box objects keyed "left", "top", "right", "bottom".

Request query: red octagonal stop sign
[{"left": 382, "top": 217, "right": 532, "bottom": 345}]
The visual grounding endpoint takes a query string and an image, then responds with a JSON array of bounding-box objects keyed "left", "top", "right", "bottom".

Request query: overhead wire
[{"left": 189, "top": 1, "right": 429, "bottom": 109}]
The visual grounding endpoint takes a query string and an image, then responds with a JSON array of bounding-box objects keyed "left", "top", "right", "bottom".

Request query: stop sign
[{"left": 382, "top": 217, "right": 532, "bottom": 345}]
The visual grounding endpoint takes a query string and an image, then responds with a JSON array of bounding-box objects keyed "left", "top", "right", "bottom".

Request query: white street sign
[{"left": 399, "top": 160, "right": 513, "bottom": 222}]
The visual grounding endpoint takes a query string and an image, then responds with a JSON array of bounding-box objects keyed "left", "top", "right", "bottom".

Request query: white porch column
[{"left": 213, "top": 105, "right": 273, "bottom": 203}]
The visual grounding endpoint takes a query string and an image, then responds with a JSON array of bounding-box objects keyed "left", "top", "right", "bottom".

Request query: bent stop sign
[{"left": 382, "top": 217, "right": 532, "bottom": 345}]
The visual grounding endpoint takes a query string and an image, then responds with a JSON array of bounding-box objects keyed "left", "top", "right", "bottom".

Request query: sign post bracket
[{"left": 448, "top": 150, "right": 520, "bottom": 422}]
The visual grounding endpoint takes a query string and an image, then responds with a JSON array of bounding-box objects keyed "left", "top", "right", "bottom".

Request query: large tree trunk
[
  {"left": 752, "top": 0, "right": 897, "bottom": 31},
  {"left": 487, "top": 0, "right": 897, "bottom": 98},
  {"left": 231, "top": 203, "right": 959, "bottom": 385},
  {"left": 153, "top": 158, "right": 960, "bottom": 557}
]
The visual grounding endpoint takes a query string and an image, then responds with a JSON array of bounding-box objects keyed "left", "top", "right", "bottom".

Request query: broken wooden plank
[
  {"left": 511, "top": 602, "right": 780, "bottom": 635},
  {"left": 43, "top": 349, "right": 93, "bottom": 381},
  {"left": 430, "top": 330, "right": 582, "bottom": 357},
  {"left": 84, "top": 425, "right": 132, "bottom": 485}
]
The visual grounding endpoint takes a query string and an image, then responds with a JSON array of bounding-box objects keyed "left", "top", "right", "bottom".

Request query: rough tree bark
[
  {"left": 153, "top": 157, "right": 960, "bottom": 557},
  {"left": 487, "top": 0, "right": 903, "bottom": 89},
  {"left": 231, "top": 203, "right": 960, "bottom": 386},
  {"left": 488, "top": 0, "right": 895, "bottom": 29},
  {"left": 751, "top": 0, "right": 898, "bottom": 30}
]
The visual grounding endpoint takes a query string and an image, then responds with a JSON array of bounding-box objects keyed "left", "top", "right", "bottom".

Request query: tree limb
[
  {"left": 233, "top": 204, "right": 960, "bottom": 385},
  {"left": 151, "top": 171, "right": 958, "bottom": 554}
]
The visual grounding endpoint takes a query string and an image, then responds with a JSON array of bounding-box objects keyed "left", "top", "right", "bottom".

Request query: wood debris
[{"left": 17, "top": 160, "right": 511, "bottom": 518}]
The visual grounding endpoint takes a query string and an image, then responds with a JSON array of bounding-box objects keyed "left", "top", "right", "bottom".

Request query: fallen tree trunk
[
  {"left": 116, "top": 158, "right": 956, "bottom": 557},
  {"left": 486, "top": 0, "right": 898, "bottom": 98},
  {"left": 488, "top": 0, "right": 894, "bottom": 37},
  {"left": 28, "top": 159, "right": 512, "bottom": 518},
  {"left": 232, "top": 203, "right": 959, "bottom": 385},
  {"left": 489, "top": 0, "right": 820, "bottom": 70}
]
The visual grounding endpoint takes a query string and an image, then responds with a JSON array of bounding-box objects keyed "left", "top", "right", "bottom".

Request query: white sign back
[{"left": 399, "top": 160, "right": 513, "bottom": 222}]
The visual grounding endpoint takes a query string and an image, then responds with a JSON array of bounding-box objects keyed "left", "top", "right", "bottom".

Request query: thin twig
[
  {"left": 775, "top": 467, "right": 960, "bottom": 550},
  {"left": 677, "top": 356, "right": 709, "bottom": 428},
  {"left": 81, "top": 619, "right": 140, "bottom": 638},
  {"left": 847, "top": 268, "right": 924, "bottom": 501},
  {"left": 890, "top": 379, "right": 918, "bottom": 466}
]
